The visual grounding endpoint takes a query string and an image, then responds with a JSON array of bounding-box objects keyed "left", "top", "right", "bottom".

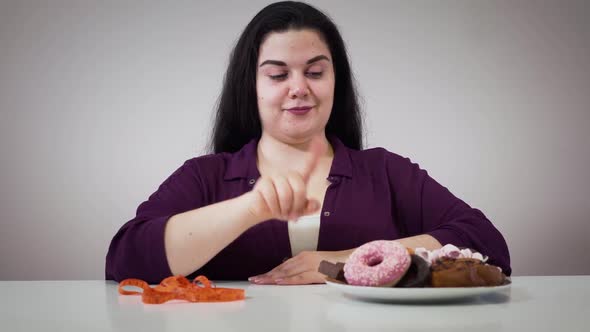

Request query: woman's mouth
[{"left": 285, "top": 106, "right": 313, "bottom": 115}]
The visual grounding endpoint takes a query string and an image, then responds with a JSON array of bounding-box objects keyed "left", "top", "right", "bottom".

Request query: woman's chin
[{"left": 278, "top": 129, "right": 322, "bottom": 144}]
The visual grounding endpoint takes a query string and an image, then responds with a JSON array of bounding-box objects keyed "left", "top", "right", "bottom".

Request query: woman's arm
[
  {"left": 387, "top": 152, "right": 511, "bottom": 275},
  {"left": 106, "top": 159, "right": 262, "bottom": 282},
  {"left": 163, "top": 194, "right": 259, "bottom": 276},
  {"left": 107, "top": 147, "right": 323, "bottom": 282},
  {"left": 396, "top": 234, "right": 441, "bottom": 250},
  {"left": 105, "top": 159, "right": 217, "bottom": 283}
]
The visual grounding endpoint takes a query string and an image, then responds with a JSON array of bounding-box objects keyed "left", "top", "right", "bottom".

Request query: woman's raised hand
[{"left": 244, "top": 139, "right": 324, "bottom": 224}]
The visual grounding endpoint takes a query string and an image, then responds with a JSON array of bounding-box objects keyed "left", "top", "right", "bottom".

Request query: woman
[{"left": 106, "top": 1, "right": 510, "bottom": 285}]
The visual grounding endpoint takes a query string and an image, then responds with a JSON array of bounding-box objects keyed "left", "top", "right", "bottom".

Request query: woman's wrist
[
  {"left": 234, "top": 192, "right": 266, "bottom": 228},
  {"left": 395, "top": 235, "right": 442, "bottom": 251},
  {"left": 319, "top": 248, "right": 355, "bottom": 264}
]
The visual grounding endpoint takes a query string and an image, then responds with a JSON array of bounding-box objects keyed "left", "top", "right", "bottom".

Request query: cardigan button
[
  {"left": 248, "top": 179, "right": 256, "bottom": 186},
  {"left": 323, "top": 211, "right": 331, "bottom": 217},
  {"left": 328, "top": 176, "right": 340, "bottom": 184}
]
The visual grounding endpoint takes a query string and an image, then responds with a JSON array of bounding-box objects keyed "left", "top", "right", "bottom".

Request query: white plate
[{"left": 325, "top": 280, "right": 511, "bottom": 302}]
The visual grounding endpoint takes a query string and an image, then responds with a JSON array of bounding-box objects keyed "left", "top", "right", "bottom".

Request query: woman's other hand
[{"left": 248, "top": 249, "right": 353, "bottom": 285}]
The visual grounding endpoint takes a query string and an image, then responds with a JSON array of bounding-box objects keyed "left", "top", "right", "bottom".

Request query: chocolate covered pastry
[
  {"left": 430, "top": 257, "right": 506, "bottom": 287},
  {"left": 396, "top": 254, "right": 431, "bottom": 288},
  {"left": 318, "top": 261, "right": 346, "bottom": 283}
]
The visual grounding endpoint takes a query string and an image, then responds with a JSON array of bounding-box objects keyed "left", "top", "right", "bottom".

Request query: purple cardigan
[{"left": 106, "top": 136, "right": 511, "bottom": 283}]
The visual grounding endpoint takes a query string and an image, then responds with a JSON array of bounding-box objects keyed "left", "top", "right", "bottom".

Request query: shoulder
[
  {"left": 348, "top": 146, "right": 417, "bottom": 170},
  {"left": 172, "top": 138, "right": 258, "bottom": 183},
  {"left": 345, "top": 147, "right": 431, "bottom": 194},
  {"left": 184, "top": 152, "right": 229, "bottom": 168},
  {"left": 180, "top": 152, "right": 232, "bottom": 178},
  {"left": 345, "top": 146, "right": 430, "bottom": 187}
]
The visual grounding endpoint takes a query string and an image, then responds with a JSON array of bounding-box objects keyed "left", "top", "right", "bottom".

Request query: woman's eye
[
  {"left": 269, "top": 73, "right": 288, "bottom": 80},
  {"left": 268, "top": 72, "right": 323, "bottom": 80},
  {"left": 306, "top": 72, "right": 323, "bottom": 78}
]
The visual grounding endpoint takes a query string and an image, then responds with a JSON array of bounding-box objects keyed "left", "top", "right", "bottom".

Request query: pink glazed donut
[{"left": 343, "top": 240, "right": 411, "bottom": 287}]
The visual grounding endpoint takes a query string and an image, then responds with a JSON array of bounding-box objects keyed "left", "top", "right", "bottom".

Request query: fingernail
[
  {"left": 274, "top": 278, "right": 284, "bottom": 284},
  {"left": 256, "top": 279, "right": 271, "bottom": 285}
]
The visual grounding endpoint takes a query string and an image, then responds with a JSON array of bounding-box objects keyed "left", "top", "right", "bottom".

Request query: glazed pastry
[
  {"left": 430, "top": 258, "right": 506, "bottom": 287},
  {"left": 343, "top": 240, "right": 411, "bottom": 287}
]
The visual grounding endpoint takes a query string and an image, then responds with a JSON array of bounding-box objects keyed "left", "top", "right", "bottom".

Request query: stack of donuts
[{"left": 319, "top": 241, "right": 507, "bottom": 287}]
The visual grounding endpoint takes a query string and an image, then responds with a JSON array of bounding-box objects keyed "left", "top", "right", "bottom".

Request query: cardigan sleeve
[
  {"left": 105, "top": 158, "right": 207, "bottom": 283},
  {"left": 386, "top": 152, "right": 511, "bottom": 275}
]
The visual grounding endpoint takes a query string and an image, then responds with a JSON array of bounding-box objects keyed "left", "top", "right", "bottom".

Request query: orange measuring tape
[{"left": 118, "top": 275, "right": 245, "bottom": 304}]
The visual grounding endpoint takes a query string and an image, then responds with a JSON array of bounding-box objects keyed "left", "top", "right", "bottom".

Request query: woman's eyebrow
[
  {"left": 259, "top": 60, "right": 287, "bottom": 67},
  {"left": 306, "top": 55, "right": 330, "bottom": 64},
  {"left": 259, "top": 55, "right": 331, "bottom": 67}
]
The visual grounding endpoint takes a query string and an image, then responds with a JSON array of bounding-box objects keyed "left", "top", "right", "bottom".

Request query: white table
[{"left": 0, "top": 276, "right": 588, "bottom": 331}]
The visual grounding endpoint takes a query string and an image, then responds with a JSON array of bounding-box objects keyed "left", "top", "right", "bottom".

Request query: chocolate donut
[{"left": 396, "top": 254, "right": 431, "bottom": 288}]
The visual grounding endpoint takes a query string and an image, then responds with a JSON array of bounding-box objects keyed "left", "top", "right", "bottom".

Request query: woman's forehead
[{"left": 258, "top": 29, "right": 331, "bottom": 66}]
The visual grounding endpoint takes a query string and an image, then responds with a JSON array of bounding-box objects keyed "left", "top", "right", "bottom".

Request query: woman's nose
[
  {"left": 290, "top": 87, "right": 309, "bottom": 98},
  {"left": 289, "top": 76, "right": 309, "bottom": 99}
]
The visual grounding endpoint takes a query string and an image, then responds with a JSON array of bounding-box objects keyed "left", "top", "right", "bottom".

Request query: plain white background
[{"left": 1, "top": 0, "right": 589, "bottom": 280}]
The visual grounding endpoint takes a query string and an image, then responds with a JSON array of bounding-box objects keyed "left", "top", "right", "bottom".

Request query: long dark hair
[{"left": 209, "top": 1, "right": 363, "bottom": 153}]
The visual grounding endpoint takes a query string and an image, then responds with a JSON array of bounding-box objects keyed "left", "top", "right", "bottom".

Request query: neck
[{"left": 256, "top": 133, "right": 333, "bottom": 176}]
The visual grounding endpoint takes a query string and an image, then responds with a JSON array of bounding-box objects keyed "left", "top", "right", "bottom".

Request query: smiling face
[{"left": 256, "top": 29, "right": 335, "bottom": 144}]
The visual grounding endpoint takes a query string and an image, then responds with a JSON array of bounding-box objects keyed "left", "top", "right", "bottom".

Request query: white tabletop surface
[{"left": 0, "top": 276, "right": 588, "bottom": 332}]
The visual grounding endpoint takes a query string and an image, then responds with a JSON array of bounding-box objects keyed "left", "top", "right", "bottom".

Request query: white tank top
[{"left": 288, "top": 214, "right": 321, "bottom": 256}]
